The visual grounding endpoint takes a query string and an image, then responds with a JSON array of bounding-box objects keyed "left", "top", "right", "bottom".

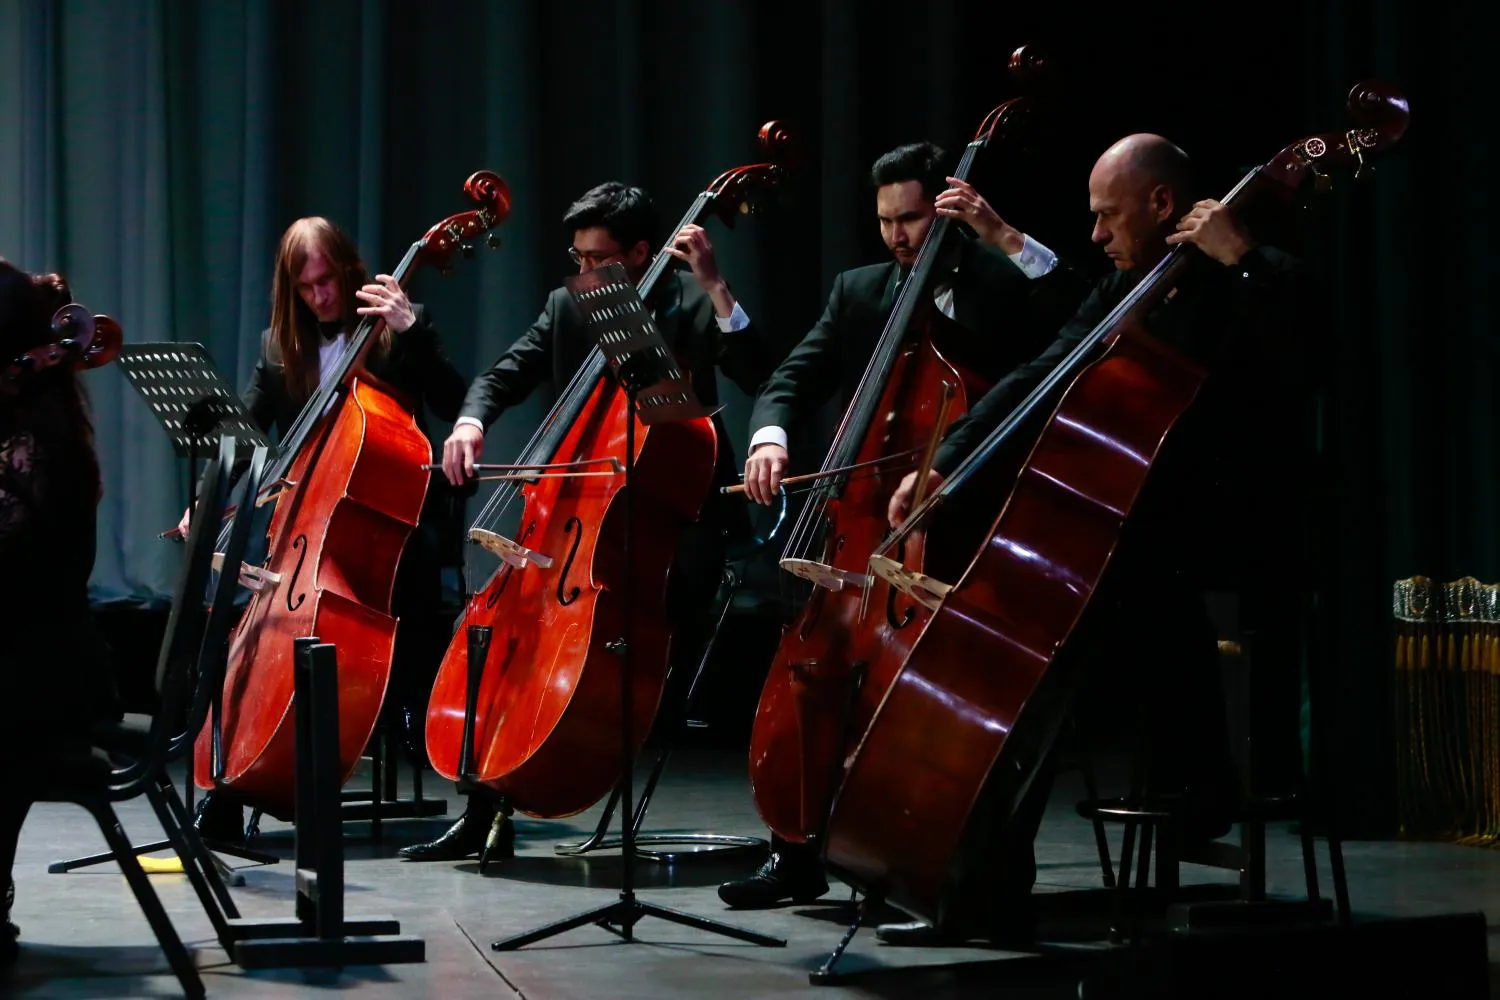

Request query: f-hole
[
  {"left": 885, "top": 538, "right": 916, "bottom": 630},
  {"left": 286, "top": 534, "right": 309, "bottom": 612},
  {"left": 556, "top": 517, "right": 584, "bottom": 606}
]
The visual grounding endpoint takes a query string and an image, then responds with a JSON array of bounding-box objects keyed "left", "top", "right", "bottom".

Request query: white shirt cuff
[
  {"left": 455, "top": 416, "right": 485, "bottom": 432},
  {"left": 715, "top": 300, "right": 750, "bottom": 332},
  {"left": 1008, "top": 234, "right": 1058, "bottom": 279},
  {"left": 749, "top": 425, "right": 788, "bottom": 451}
]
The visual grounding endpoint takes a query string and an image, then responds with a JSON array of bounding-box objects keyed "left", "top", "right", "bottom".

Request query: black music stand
[
  {"left": 113, "top": 341, "right": 277, "bottom": 868},
  {"left": 490, "top": 264, "right": 783, "bottom": 952},
  {"left": 116, "top": 342, "right": 273, "bottom": 522}
]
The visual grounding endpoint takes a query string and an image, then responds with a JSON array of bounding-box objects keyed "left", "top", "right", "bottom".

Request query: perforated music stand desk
[
  {"left": 115, "top": 342, "right": 271, "bottom": 468},
  {"left": 572, "top": 265, "right": 715, "bottom": 423}
]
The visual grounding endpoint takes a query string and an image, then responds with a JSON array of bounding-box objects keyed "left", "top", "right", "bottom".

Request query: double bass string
[
  {"left": 891, "top": 166, "right": 1267, "bottom": 549},
  {"left": 776, "top": 139, "right": 983, "bottom": 570}
]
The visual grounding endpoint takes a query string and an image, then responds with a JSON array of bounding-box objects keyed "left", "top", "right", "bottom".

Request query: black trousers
[{"left": 942, "top": 541, "right": 1240, "bottom": 931}]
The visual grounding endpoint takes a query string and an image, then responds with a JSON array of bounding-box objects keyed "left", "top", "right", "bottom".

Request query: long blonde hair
[{"left": 268, "top": 218, "right": 389, "bottom": 397}]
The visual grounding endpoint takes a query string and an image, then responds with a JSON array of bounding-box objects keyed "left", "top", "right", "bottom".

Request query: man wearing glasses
[{"left": 399, "top": 181, "right": 777, "bottom": 862}]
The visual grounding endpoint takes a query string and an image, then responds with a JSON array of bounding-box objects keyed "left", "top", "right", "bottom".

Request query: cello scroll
[
  {"left": 1264, "top": 80, "right": 1410, "bottom": 197},
  {"left": 2, "top": 303, "right": 123, "bottom": 394},
  {"left": 415, "top": 170, "right": 514, "bottom": 274},
  {"left": 703, "top": 120, "right": 796, "bottom": 225}
]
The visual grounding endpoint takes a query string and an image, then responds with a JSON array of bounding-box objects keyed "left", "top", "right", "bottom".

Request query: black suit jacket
[
  {"left": 237, "top": 305, "right": 470, "bottom": 594},
  {"left": 242, "top": 304, "right": 467, "bottom": 438},
  {"left": 459, "top": 270, "right": 776, "bottom": 491},
  {"left": 933, "top": 244, "right": 1316, "bottom": 589},
  {"left": 749, "top": 236, "right": 1088, "bottom": 436}
]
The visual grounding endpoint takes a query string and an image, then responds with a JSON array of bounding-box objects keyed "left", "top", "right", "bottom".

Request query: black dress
[{"left": 0, "top": 389, "right": 117, "bottom": 900}]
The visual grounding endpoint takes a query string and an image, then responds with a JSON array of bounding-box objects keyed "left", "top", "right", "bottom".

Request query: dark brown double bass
[
  {"left": 423, "top": 125, "right": 792, "bottom": 818},
  {"left": 746, "top": 53, "right": 1044, "bottom": 845},
  {"left": 824, "top": 83, "right": 1410, "bottom": 922},
  {"left": 194, "top": 172, "right": 511, "bottom": 817}
]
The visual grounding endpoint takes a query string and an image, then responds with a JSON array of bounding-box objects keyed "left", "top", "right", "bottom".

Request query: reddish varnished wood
[
  {"left": 824, "top": 81, "right": 1410, "bottom": 921},
  {"left": 748, "top": 332, "right": 982, "bottom": 840},
  {"left": 425, "top": 125, "right": 793, "bottom": 819},
  {"left": 427, "top": 381, "right": 714, "bottom": 816},
  {"left": 194, "top": 379, "right": 429, "bottom": 817},
  {"left": 192, "top": 171, "right": 512, "bottom": 819}
]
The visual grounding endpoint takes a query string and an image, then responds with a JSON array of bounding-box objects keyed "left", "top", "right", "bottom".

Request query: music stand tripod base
[{"left": 492, "top": 263, "right": 783, "bottom": 952}]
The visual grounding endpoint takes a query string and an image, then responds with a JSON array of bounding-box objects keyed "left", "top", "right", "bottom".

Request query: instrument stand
[
  {"left": 231, "top": 637, "right": 425, "bottom": 967},
  {"left": 555, "top": 562, "right": 767, "bottom": 862},
  {"left": 51, "top": 344, "right": 277, "bottom": 880},
  {"left": 491, "top": 264, "right": 783, "bottom": 953}
]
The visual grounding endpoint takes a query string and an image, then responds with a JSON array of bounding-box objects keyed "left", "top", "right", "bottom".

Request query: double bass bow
[
  {"left": 744, "top": 49, "right": 1046, "bottom": 846},
  {"left": 824, "top": 82, "right": 1410, "bottom": 922},
  {"left": 193, "top": 171, "right": 512, "bottom": 817},
  {"left": 422, "top": 123, "right": 793, "bottom": 819}
]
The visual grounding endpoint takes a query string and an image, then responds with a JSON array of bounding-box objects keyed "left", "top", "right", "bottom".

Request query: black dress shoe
[
  {"left": 717, "top": 846, "right": 829, "bottom": 908},
  {"left": 876, "top": 920, "right": 954, "bottom": 946},
  {"left": 877, "top": 914, "right": 1035, "bottom": 949},
  {"left": 398, "top": 802, "right": 503, "bottom": 862},
  {"left": 193, "top": 792, "right": 245, "bottom": 846},
  {"left": 878, "top": 894, "right": 1036, "bottom": 949}
]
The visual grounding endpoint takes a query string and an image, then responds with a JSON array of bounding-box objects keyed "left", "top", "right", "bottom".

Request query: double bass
[
  {"left": 746, "top": 52, "right": 1044, "bottom": 845},
  {"left": 824, "top": 82, "right": 1410, "bottom": 922},
  {"left": 193, "top": 172, "right": 511, "bottom": 817},
  {"left": 423, "top": 124, "right": 792, "bottom": 818}
]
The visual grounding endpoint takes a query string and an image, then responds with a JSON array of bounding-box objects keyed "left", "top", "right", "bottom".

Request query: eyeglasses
[{"left": 568, "top": 246, "right": 622, "bottom": 266}]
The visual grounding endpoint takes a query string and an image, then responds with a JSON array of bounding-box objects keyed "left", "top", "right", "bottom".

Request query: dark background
[{"left": 1, "top": 1, "right": 1479, "bottom": 838}]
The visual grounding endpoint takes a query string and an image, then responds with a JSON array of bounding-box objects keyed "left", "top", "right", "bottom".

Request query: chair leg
[
  {"left": 1071, "top": 713, "right": 1116, "bottom": 888},
  {"left": 1298, "top": 811, "right": 1321, "bottom": 904},
  {"left": 1243, "top": 818, "right": 1267, "bottom": 901},
  {"left": 369, "top": 730, "right": 384, "bottom": 842},
  {"left": 151, "top": 779, "right": 240, "bottom": 933},
  {"left": 86, "top": 798, "right": 206, "bottom": 1000},
  {"left": 1109, "top": 820, "right": 1138, "bottom": 945},
  {"left": 1326, "top": 828, "right": 1351, "bottom": 924}
]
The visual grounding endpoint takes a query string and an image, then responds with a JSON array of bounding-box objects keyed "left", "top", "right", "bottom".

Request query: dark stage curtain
[{"left": 0, "top": 0, "right": 1484, "bottom": 834}]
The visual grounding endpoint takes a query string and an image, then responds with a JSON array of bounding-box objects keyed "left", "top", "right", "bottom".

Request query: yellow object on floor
[{"left": 137, "top": 855, "right": 185, "bottom": 874}]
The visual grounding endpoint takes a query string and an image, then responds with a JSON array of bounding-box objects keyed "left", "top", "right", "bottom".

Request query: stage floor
[{"left": 5, "top": 749, "right": 1499, "bottom": 999}]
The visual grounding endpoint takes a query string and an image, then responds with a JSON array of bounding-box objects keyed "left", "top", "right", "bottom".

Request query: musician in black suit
[
  {"left": 721, "top": 141, "right": 1089, "bottom": 908},
  {"left": 188, "top": 216, "right": 469, "bottom": 841},
  {"left": 877, "top": 134, "right": 1314, "bottom": 947},
  {"left": 399, "top": 181, "right": 778, "bottom": 861}
]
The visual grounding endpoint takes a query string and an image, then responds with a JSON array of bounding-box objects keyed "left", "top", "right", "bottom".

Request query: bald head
[{"left": 1088, "top": 133, "right": 1193, "bottom": 272}]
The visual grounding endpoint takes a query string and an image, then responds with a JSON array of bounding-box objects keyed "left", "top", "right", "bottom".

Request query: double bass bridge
[
  {"left": 469, "top": 528, "right": 555, "bottom": 570},
  {"left": 867, "top": 554, "right": 951, "bottom": 611},
  {"left": 780, "top": 558, "right": 870, "bottom": 593},
  {"left": 212, "top": 552, "right": 282, "bottom": 592}
]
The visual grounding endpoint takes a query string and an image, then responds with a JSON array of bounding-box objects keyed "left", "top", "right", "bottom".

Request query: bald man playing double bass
[{"left": 881, "top": 134, "right": 1318, "bottom": 947}]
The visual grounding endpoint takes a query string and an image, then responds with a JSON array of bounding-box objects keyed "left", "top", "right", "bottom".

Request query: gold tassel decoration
[{"left": 1394, "top": 575, "right": 1500, "bottom": 847}]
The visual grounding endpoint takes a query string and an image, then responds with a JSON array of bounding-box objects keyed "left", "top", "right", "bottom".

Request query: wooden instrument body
[
  {"left": 825, "top": 322, "right": 1205, "bottom": 918},
  {"left": 193, "top": 378, "right": 430, "bottom": 818},
  {"left": 425, "top": 377, "right": 715, "bottom": 818},
  {"left": 748, "top": 325, "right": 983, "bottom": 841},
  {"left": 823, "top": 80, "right": 1413, "bottom": 918}
]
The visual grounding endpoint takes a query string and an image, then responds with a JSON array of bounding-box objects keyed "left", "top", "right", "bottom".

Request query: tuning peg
[{"left": 486, "top": 233, "right": 501, "bottom": 249}]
